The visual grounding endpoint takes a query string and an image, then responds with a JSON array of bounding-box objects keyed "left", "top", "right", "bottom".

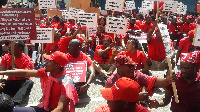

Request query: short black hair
[
  {"left": 0, "top": 93, "right": 14, "bottom": 112},
  {"left": 97, "top": 25, "right": 104, "bottom": 29},
  {"left": 0, "top": 0, "right": 7, "bottom": 6},
  {"left": 128, "top": 38, "right": 139, "bottom": 49},
  {"left": 15, "top": 41, "right": 25, "bottom": 50},
  {"left": 98, "top": 17, "right": 106, "bottom": 26}
]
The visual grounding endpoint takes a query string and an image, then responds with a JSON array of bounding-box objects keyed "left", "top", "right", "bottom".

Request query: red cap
[
  {"left": 188, "top": 30, "right": 195, "bottom": 37},
  {"left": 100, "top": 77, "right": 140, "bottom": 102},
  {"left": 43, "top": 51, "right": 68, "bottom": 67},
  {"left": 180, "top": 52, "right": 198, "bottom": 63},
  {"left": 186, "top": 15, "right": 192, "bottom": 19},
  {"left": 115, "top": 55, "right": 137, "bottom": 67}
]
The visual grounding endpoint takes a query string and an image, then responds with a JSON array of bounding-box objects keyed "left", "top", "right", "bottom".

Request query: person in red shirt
[
  {"left": 66, "top": 39, "right": 95, "bottom": 96},
  {"left": 176, "top": 30, "right": 195, "bottom": 65},
  {"left": 88, "top": 25, "right": 105, "bottom": 51},
  {"left": 149, "top": 52, "right": 200, "bottom": 112},
  {"left": 3, "top": 51, "right": 79, "bottom": 112},
  {"left": 93, "top": 35, "right": 116, "bottom": 81},
  {"left": 140, "top": 16, "right": 153, "bottom": 33},
  {"left": 135, "top": 13, "right": 144, "bottom": 28},
  {"left": 0, "top": 41, "right": 34, "bottom": 106},
  {"left": 179, "top": 15, "right": 196, "bottom": 34},
  {"left": 127, "top": 18, "right": 141, "bottom": 31},
  {"left": 95, "top": 77, "right": 150, "bottom": 112},
  {"left": 147, "top": 22, "right": 175, "bottom": 70}
]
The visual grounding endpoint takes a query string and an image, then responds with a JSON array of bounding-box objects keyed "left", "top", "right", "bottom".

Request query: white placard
[
  {"left": 142, "top": 1, "right": 154, "bottom": 10},
  {"left": 68, "top": 7, "right": 84, "bottom": 19},
  {"left": 163, "top": 1, "right": 178, "bottom": 12},
  {"left": 176, "top": 2, "right": 187, "bottom": 15},
  {"left": 105, "top": 0, "right": 124, "bottom": 12},
  {"left": 31, "top": 28, "right": 53, "bottom": 43},
  {"left": 129, "top": 33, "right": 147, "bottom": 43},
  {"left": 101, "top": 10, "right": 107, "bottom": 15},
  {"left": 88, "top": 27, "right": 97, "bottom": 36},
  {"left": 138, "top": 7, "right": 148, "bottom": 15},
  {"left": 158, "top": 24, "right": 173, "bottom": 57},
  {"left": 125, "top": 1, "right": 136, "bottom": 10},
  {"left": 62, "top": 10, "right": 68, "bottom": 19},
  {"left": 38, "top": 0, "right": 56, "bottom": 10},
  {"left": 194, "top": 25, "right": 200, "bottom": 46},
  {"left": 78, "top": 13, "right": 97, "bottom": 27},
  {"left": 106, "top": 17, "right": 127, "bottom": 35}
]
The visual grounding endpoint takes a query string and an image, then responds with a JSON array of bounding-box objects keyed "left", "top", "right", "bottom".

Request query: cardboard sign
[
  {"left": 129, "top": 33, "right": 147, "bottom": 43},
  {"left": 194, "top": 25, "right": 200, "bottom": 46},
  {"left": 31, "top": 28, "right": 54, "bottom": 43},
  {"left": 0, "top": 8, "right": 36, "bottom": 40},
  {"left": 163, "top": 1, "right": 178, "bottom": 12},
  {"left": 176, "top": 2, "right": 187, "bottom": 15},
  {"left": 106, "top": 17, "right": 127, "bottom": 35},
  {"left": 47, "top": 9, "right": 62, "bottom": 18},
  {"left": 125, "top": 1, "right": 136, "bottom": 10},
  {"left": 64, "top": 61, "right": 87, "bottom": 83},
  {"left": 62, "top": 10, "right": 68, "bottom": 19},
  {"left": 158, "top": 24, "right": 173, "bottom": 57},
  {"left": 88, "top": 27, "right": 97, "bottom": 36},
  {"left": 142, "top": 1, "right": 154, "bottom": 10},
  {"left": 68, "top": 7, "right": 84, "bottom": 19},
  {"left": 78, "top": 13, "right": 97, "bottom": 27},
  {"left": 105, "top": 0, "right": 124, "bottom": 12},
  {"left": 70, "top": 0, "right": 91, "bottom": 10},
  {"left": 38, "top": 0, "right": 56, "bottom": 10}
]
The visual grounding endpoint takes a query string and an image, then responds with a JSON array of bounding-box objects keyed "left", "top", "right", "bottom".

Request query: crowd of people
[{"left": 0, "top": 0, "right": 200, "bottom": 112}]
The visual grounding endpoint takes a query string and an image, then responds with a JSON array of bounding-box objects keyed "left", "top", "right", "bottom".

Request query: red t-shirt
[
  {"left": 95, "top": 104, "right": 150, "bottom": 112},
  {"left": 135, "top": 20, "right": 143, "bottom": 28},
  {"left": 65, "top": 51, "right": 93, "bottom": 67},
  {"left": 58, "top": 36, "right": 85, "bottom": 53},
  {"left": 89, "top": 33, "right": 105, "bottom": 51},
  {"left": 1, "top": 53, "right": 34, "bottom": 80},
  {"left": 93, "top": 45, "right": 113, "bottom": 64},
  {"left": 179, "top": 37, "right": 192, "bottom": 53},
  {"left": 127, "top": 24, "right": 141, "bottom": 30},
  {"left": 148, "top": 36, "right": 166, "bottom": 61},
  {"left": 166, "top": 72, "right": 200, "bottom": 112},
  {"left": 179, "top": 23, "right": 196, "bottom": 33},
  {"left": 117, "top": 51, "right": 147, "bottom": 70},
  {"left": 37, "top": 68, "right": 66, "bottom": 110},
  {"left": 140, "top": 22, "right": 153, "bottom": 33},
  {"left": 168, "top": 22, "right": 180, "bottom": 34},
  {"left": 45, "top": 40, "right": 62, "bottom": 54}
]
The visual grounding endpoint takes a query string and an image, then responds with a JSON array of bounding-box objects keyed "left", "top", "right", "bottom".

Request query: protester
[
  {"left": 93, "top": 35, "right": 116, "bottom": 82},
  {"left": 0, "top": 51, "right": 78, "bottom": 112},
  {"left": 95, "top": 77, "right": 150, "bottom": 112},
  {"left": 59, "top": 0, "right": 66, "bottom": 10},
  {"left": 140, "top": 16, "right": 153, "bottom": 33},
  {"left": 0, "top": 93, "right": 14, "bottom": 112},
  {"left": 66, "top": 39, "right": 95, "bottom": 96},
  {"left": 25, "top": 0, "right": 35, "bottom": 8},
  {"left": 148, "top": 52, "right": 200, "bottom": 112},
  {"left": 179, "top": 15, "right": 196, "bottom": 34},
  {"left": 0, "top": 41, "right": 34, "bottom": 106}
]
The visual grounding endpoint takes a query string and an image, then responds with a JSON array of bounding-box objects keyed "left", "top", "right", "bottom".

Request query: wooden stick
[
  {"left": 156, "top": 1, "right": 159, "bottom": 20},
  {"left": 11, "top": 41, "right": 15, "bottom": 69},
  {"left": 167, "top": 11, "right": 170, "bottom": 24},
  {"left": 42, "top": 44, "right": 44, "bottom": 63},
  {"left": 167, "top": 58, "right": 179, "bottom": 103},
  {"left": 192, "top": 24, "right": 198, "bottom": 46}
]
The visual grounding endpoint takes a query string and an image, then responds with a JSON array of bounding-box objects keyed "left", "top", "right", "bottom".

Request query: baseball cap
[
  {"left": 180, "top": 51, "right": 199, "bottom": 64},
  {"left": 115, "top": 55, "right": 137, "bottom": 67},
  {"left": 100, "top": 77, "right": 140, "bottom": 102},
  {"left": 43, "top": 51, "right": 68, "bottom": 67},
  {"left": 188, "top": 30, "right": 195, "bottom": 37}
]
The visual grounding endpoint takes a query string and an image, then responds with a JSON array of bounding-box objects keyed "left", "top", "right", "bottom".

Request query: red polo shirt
[
  {"left": 166, "top": 72, "right": 200, "bottom": 112},
  {"left": 140, "top": 22, "right": 153, "bottom": 33},
  {"left": 179, "top": 37, "right": 192, "bottom": 53},
  {"left": 95, "top": 104, "right": 150, "bottom": 112},
  {"left": 93, "top": 45, "right": 113, "bottom": 64},
  {"left": 117, "top": 51, "right": 147, "bottom": 70},
  {"left": 127, "top": 24, "right": 140, "bottom": 30},
  {"left": 65, "top": 51, "right": 93, "bottom": 67},
  {"left": 1, "top": 53, "right": 34, "bottom": 80},
  {"left": 179, "top": 23, "right": 196, "bottom": 33}
]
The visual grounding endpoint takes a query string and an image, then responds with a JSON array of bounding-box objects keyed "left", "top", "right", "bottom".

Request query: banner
[
  {"left": 105, "top": 0, "right": 124, "bottom": 12},
  {"left": 64, "top": 61, "right": 87, "bottom": 83},
  {"left": 78, "top": 13, "right": 97, "bottom": 27},
  {"left": 0, "top": 8, "right": 36, "bottom": 40},
  {"left": 31, "top": 28, "right": 54, "bottom": 43},
  {"left": 125, "top": 1, "right": 136, "bottom": 10},
  {"left": 163, "top": 1, "right": 178, "bottom": 12}
]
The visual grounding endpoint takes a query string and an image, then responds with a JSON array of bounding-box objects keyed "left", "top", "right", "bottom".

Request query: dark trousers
[
  {"left": 13, "top": 106, "right": 52, "bottom": 112},
  {"left": 0, "top": 80, "right": 34, "bottom": 104}
]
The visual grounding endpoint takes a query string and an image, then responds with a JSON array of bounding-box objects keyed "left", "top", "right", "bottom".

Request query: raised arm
[
  {"left": 147, "top": 21, "right": 157, "bottom": 43},
  {"left": 0, "top": 70, "right": 39, "bottom": 78},
  {"left": 69, "top": 23, "right": 82, "bottom": 41},
  {"left": 97, "top": 42, "right": 115, "bottom": 57}
]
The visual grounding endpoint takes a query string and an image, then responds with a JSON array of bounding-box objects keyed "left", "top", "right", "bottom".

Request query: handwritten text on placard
[
  {"left": 39, "top": 0, "right": 56, "bottom": 10},
  {"left": 31, "top": 28, "right": 53, "bottom": 43},
  {"left": 78, "top": 13, "right": 97, "bottom": 27}
]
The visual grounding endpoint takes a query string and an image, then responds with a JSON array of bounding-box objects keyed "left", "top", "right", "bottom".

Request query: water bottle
[{"left": 96, "top": 37, "right": 99, "bottom": 45}]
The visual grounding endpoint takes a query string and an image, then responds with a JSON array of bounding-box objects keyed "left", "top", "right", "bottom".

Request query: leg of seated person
[
  {"left": 12, "top": 80, "right": 34, "bottom": 105},
  {"left": 93, "top": 61, "right": 109, "bottom": 77}
]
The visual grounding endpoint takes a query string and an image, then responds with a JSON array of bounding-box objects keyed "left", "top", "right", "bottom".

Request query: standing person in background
[
  {"left": 59, "top": 0, "right": 66, "bottom": 10},
  {"left": 25, "top": 0, "right": 35, "bottom": 8}
]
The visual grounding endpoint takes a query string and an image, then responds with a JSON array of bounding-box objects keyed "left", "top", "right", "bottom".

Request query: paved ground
[{"left": 24, "top": 70, "right": 172, "bottom": 112}]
